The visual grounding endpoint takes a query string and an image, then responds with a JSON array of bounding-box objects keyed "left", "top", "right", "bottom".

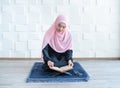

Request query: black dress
[{"left": 42, "top": 44, "right": 73, "bottom": 71}]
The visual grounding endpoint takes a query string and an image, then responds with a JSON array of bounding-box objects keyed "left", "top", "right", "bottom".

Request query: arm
[
  {"left": 42, "top": 45, "right": 54, "bottom": 67},
  {"left": 65, "top": 50, "right": 74, "bottom": 67},
  {"left": 65, "top": 50, "right": 73, "bottom": 61},
  {"left": 42, "top": 48, "right": 51, "bottom": 62}
]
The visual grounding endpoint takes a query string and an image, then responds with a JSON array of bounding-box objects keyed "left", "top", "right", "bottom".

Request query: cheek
[
  {"left": 58, "top": 27, "right": 64, "bottom": 31},
  {"left": 56, "top": 26, "right": 60, "bottom": 31}
]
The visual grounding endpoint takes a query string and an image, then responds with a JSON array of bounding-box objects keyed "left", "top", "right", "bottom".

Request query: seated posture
[{"left": 41, "top": 15, "right": 73, "bottom": 73}]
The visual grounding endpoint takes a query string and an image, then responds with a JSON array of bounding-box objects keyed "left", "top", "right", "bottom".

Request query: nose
[{"left": 59, "top": 27, "right": 63, "bottom": 31}]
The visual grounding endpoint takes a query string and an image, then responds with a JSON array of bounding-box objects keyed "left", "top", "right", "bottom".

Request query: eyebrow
[{"left": 59, "top": 24, "right": 66, "bottom": 27}]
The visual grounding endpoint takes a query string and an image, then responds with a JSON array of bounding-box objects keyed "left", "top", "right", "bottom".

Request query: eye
[
  {"left": 63, "top": 26, "right": 66, "bottom": 28},
  {"left": 58, "top": 23, "right": 66, "bottom": 29},
  {"left": 58, "top": 24, "right": 61, "bottom": 27}
]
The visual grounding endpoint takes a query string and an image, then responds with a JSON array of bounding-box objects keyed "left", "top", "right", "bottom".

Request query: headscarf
[{"left": 41, "top": 14, "right": 72, "bottom": 60}]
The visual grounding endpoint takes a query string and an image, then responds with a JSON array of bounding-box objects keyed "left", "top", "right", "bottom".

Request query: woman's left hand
[{"left": 68, "top": 60, "right": 74, "bottom": 67}]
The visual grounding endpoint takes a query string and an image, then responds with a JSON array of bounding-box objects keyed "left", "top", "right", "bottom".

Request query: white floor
[{"left": 0, "top": 60, "right": 120, "bottom": 88}]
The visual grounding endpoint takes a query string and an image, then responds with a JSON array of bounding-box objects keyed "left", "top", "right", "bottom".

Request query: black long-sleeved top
[{"left": 42, "top": 44, "right": 73, "bottom": 68}]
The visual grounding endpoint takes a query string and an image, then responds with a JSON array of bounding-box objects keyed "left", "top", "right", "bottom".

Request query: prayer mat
[{"left": 26, "top": 62, "right": 89, "bottom": 82}]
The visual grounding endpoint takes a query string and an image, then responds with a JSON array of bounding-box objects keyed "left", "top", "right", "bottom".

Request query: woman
[{"left": 41, "top": 15, "right": 73, "bottom": 73}]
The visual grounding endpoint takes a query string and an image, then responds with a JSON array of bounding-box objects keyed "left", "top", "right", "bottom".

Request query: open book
[{"left": 49, "top": 65, "right": 73, "bottom": 73}]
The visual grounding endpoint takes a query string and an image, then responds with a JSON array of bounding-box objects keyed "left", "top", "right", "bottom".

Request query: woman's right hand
[
  {"left": 47, "top": 60, "right": 54, "bottom": 68},
  {"left": 68, "top": 60, "right": 74, "bottom": 67}
]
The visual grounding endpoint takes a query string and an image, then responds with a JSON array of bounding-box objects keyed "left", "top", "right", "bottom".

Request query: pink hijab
[{"left": 41, "top": 15, "right": 72, "bottom": 59}]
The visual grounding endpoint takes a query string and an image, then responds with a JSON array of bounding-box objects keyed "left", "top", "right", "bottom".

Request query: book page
[{"left": 50, "top": 65, "right": 73, "bottom": 73}]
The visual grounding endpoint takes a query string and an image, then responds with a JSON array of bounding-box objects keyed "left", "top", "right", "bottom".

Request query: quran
[{"left": 50, "top": 65, "right": 73, "bottom": 73}]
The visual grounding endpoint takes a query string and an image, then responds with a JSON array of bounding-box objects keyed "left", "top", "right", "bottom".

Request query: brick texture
[{"left": 0, "top": 0, "right": 120, "bottom": 58}]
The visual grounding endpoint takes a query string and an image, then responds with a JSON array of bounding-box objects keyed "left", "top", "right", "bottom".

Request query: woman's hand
[
  {"left": 47, "top": 60, "right": 54, "bottom": 68},
  {"left": 68, "top": 60, "right": 74, "bottom": 67}
]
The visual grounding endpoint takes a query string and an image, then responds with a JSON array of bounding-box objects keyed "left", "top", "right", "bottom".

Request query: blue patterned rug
[{"left": 26, "top": 62, "right": 89, "bottom": 82}]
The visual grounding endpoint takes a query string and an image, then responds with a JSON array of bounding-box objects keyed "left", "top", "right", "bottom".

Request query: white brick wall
[{"left": 0, "top": 0, "right": 120, "bottom": 58}]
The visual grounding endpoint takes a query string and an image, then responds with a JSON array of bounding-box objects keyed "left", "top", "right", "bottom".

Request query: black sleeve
[
  {"left": 42, "top": 45, "right": 52, "bottom": 62},
  {"left": 65, "top": 50, "right": 73, "bottom": 61}
]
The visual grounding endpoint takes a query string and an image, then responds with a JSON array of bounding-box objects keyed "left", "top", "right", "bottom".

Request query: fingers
[
  {"left": 51, "top": 62, "right": 54, "bottom": 67},
  {"left": 71, "top": 62, "right": 74, "bottom": 67},
  {"left": 68, "top": 60, "right": 74, "bottom": 67},
  {"left": 47, "top": 61, "right": 54, "bottom": 68},
  {"left": 69, "top": 63, "right": 73, "bottom": 67}
]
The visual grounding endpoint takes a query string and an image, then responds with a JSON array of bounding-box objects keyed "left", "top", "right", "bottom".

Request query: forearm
[
  {"left": 66, "top": 50, "right": 73, "bottom": 61},
  {"left": 42, "top": 50, "right": 52, "bottom": 62}
]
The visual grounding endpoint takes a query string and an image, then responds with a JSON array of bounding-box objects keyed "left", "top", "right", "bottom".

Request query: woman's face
[{"left": 56, "top": 22, "right": 66, "bottom": 32}]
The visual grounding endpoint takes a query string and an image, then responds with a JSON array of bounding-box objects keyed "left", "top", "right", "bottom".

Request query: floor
[{"left": 0, "top": 60, "right": 120, "bottom": 88}]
